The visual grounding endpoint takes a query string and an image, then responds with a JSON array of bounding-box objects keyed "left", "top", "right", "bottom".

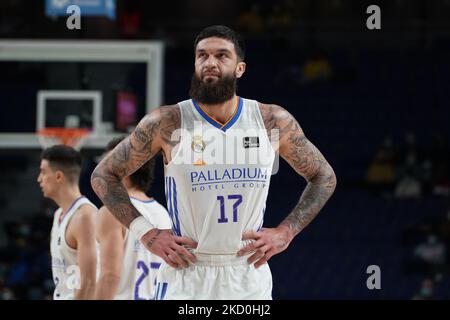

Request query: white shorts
[{"left": 154, "top": 253, "right": 273, "bottom": 300}]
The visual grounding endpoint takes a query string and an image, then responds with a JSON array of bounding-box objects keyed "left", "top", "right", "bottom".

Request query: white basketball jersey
[
  {"left": 50, "top": 196, "right": 98, "bottom": 300},
  {"left": 164, "top": 97, "right": 275, "bottom": 254},
  {"left": 114, "top": 198, "right": 172, "bottom": 300}
]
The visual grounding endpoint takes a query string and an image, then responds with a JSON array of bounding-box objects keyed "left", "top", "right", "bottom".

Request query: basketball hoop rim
[
  {"left": 37, "top": 127, "right": 91, "bottom": 149},
  {"left": 37, "top": 127, "right": 91, "bottom": 135}
]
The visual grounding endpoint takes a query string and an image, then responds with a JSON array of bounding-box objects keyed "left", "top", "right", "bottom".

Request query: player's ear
[
  {"left": 235, "top": 61, "right": 246, "bottom": 79},
  {"left": 122, "top": 176, "right": 132, "bottom": 189},
  {"left": 55, "top": 170, "right": 64, "bottom": 183}
]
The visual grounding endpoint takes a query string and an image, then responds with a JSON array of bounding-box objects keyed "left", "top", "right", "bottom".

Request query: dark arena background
[{"left": 0, "top": 0, "right": 450, "bottom": 300}]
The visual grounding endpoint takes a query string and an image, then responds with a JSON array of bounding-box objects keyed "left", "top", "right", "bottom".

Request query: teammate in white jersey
[
  {"left": 38, "top": 145, "right": 98, "bottom": 300},
  {"left": 95, "top": 137, "right": 172, "bottom": 300},
  {"left": 92, "top": 25, "right": 337, "bottom": 299}
]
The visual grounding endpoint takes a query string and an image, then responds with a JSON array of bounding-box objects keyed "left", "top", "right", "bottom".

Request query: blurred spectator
[
  {"left": 376, "top": 131, "right": 450, "bottom": 198},
  {"left": 414, "top": 235, "right": 446, "bottom": 265},
  {"left": 395, "top": 152, "right": 423, "bottom": 199},
  {"left": 236, "top": 3, "right": 264, "bottom": 35},
  {"left": 0, "top": 287, "right": 15, "bottom": 300},
  {"left": 300, "top": 50, "right": 333, "bottom": 84},
  {"left": 403, "top": 204, "right": 450, "bottom": 250},
  {"left": 412, "top": 278, "right": 436, "bottom": 300},
  {"left": 432, "top": 157, "right": 450, "bottom": 197},
  {"left": 267, "top": 3, "right": 294, "bottom": 32},
  {"left": 400, "top": 132, "right": 420, "bottom": 160},
  {"left": 408, "top": 235, "right": 447, "bottom": 274},
  {"left": 0, "top": 201, "right": 54, "bottom": 300},
  {"left": 366, "top": 137, "right": 397, "bottom": 194},
  {"left": 427, "top": 133, "right": 450, "bottom": 197}
]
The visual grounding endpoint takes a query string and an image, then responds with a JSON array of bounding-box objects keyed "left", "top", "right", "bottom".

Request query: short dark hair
[
  {"left": 41, "top": 145, "right": 82, "bottom": 184},
  {"left": 194, "top": 25, "right": 246, "bottom": 61},
  {"left": 106, "top": 136, "right": 156, "bottom": 192}
]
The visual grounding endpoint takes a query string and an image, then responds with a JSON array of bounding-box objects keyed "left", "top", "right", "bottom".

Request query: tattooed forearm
[
  {"left": 91, "top": 105, "right": 180, "bottom": 227},
  {"left": 284, "top": 176, "right": 336, "bottom": 235},
  {"left": 90, "top": 132, "right": 151, "bottom": 227},
  {"left": 281, "top": 125, "right": 336, "bottom": 237},
  {"left": 91, "top": 170, "right": 140, "bottom": 226},
  {"left": 260, "top": 103, "right": 337, "bottom": 237}
]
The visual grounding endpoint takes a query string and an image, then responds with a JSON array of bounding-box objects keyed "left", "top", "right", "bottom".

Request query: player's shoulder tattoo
[
  {"left": 258, "top": 102, "right": 301, "bottom": 140},
  {"left": 132, "top": 104, "right": 181, "bottom": 149},
  {"left": 158, "top": 104, "right": 181, "bottom": 146}
]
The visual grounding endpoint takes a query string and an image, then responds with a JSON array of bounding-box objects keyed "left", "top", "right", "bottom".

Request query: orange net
[{"left": 37, "top": 127, "right": 91, "bottom": 149}]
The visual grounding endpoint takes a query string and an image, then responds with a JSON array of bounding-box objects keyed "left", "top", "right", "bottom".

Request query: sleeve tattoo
[
  {"left": 90, "top": 106, "right": 180, "bottom": 227},
  {"left": 262, "top": 104, "right": 337, "bottom": 237}
]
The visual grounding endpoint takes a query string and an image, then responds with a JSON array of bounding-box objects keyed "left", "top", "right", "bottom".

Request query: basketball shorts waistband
[{"left": 193, "top": 252, "right": 252, "bottom": 266}]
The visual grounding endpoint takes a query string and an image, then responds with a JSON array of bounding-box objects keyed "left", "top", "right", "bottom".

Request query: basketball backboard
[{"left": 0, "top": 40, "right": 164, "bottom": 150}]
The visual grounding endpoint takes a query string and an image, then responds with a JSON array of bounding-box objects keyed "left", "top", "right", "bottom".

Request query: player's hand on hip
[
  {"left": 141, "top": 229, "right": 197, "bottom": 269},
  {"left": 237, "top": 226, "right": 293, "bottom": 269}
]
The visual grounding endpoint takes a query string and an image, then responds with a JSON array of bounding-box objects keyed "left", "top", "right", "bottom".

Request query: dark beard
[{"left": 189, "top": 73, "right": 237, "bottom": 104}]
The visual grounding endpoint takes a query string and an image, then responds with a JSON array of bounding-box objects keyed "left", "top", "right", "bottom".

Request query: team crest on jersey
[
  {"left": 243, "top": 136, "right": 260, "bottom": 148},
  {"left": 191, "top": 135, "right": 206, "bottom": 153}
]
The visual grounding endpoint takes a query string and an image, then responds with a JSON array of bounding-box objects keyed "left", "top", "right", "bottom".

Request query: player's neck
[
  {"left": 128, "top": 188, "right": 152, "bottom": 202},
  {"left": 54, "top": 185, "right": 82, "bottom": 215},
  {"left": 199, "top": 94, "right": 238, "bottom": 124}
]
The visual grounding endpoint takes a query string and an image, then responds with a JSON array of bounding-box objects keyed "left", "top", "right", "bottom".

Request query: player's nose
[{"left": 203, "top": 55, "right": 218, "bottom": 67}]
